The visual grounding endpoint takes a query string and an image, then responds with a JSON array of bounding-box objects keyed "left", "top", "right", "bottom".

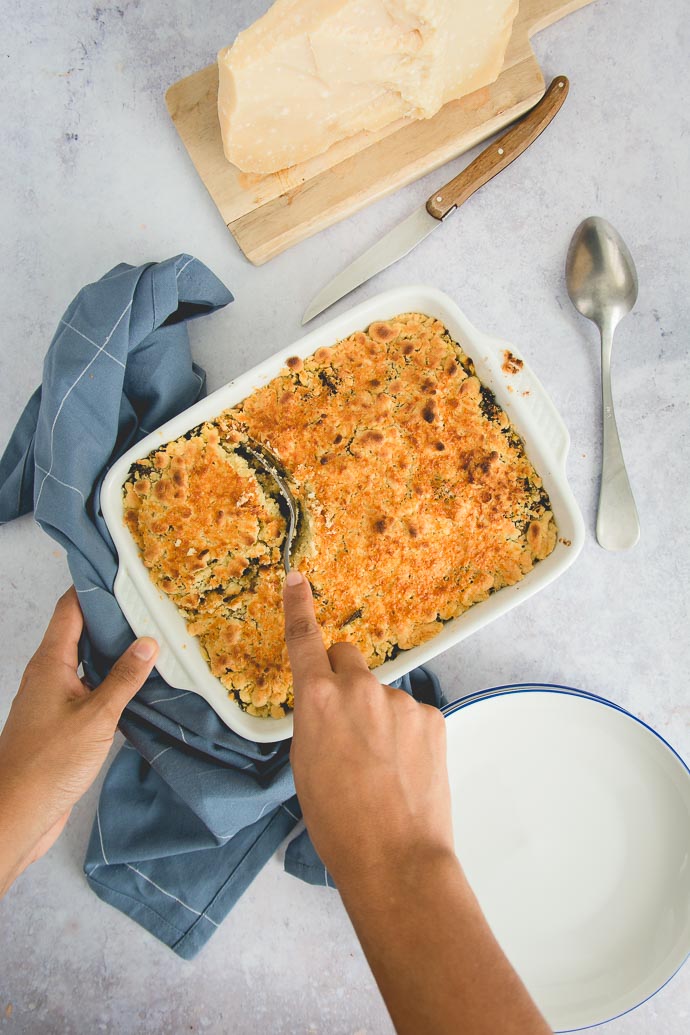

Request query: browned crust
[
  {"left": 124, "top": 313, "right": 557, "bottom": 717},
  {"left": 502, "top": 349, "right": 524, "bottom": 375}
]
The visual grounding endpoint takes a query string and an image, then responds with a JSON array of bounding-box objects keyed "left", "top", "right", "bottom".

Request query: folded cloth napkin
[{"left": 0, "top": 254, "right": 443, "bottom": 959}]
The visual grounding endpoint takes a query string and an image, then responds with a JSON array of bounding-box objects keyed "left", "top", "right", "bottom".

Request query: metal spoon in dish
[
  {"left": 566, "top": 217, "right": 640, "bottom": 551},
  {"left": 243, "top": 437, "right": 300, "bottom": 572}
]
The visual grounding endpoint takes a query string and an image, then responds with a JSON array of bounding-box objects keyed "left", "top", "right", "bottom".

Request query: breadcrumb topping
[{"left": 124, "top": 313, "right": 557, "bottom": 718}]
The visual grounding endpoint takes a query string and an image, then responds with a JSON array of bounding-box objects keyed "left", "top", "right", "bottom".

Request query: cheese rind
[{"left": 218, "top": 0, "right": 519, "bottom": 174}]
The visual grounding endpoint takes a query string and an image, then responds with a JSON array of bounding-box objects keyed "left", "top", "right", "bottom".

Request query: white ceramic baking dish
[{"left": 101, "top": 286, "right": 585, "bottom": 743}]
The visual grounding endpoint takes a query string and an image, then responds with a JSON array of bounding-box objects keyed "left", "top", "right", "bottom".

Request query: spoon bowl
[
  {"left": 565, "top": 217, "right": 640, "bottom": 551},
  {"left": 566, "top": 217, "right": 639, "bottom": 329},
  {"left": 242, "top": 437, "right": 300, "bottom": 573}
]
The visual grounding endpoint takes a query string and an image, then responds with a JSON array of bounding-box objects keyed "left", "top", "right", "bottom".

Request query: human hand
[
  {"left": 0, "top": 588, "right": 158, "bottom": 896},
  {"left": 283, "top": 573, "right": 551, "bottom": 1035},
  {"left": 283, "top": 570, "right": 453, "bottom": 888},
  {"left": 284, "top": 573, "right": 551, "bottom": 1035}
]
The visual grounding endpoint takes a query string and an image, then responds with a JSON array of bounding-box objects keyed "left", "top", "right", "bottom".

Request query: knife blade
[
  {"left": 302, "top": 76, "right": 569, "bottom": 325},
  {"left": 302, "top": 206, "right": 441, "bottom": 325}
]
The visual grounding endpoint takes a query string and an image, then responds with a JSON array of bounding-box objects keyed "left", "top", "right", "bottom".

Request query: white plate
[
  {"left": 445, "top": 688, "right": 690, "bottom": 1031},
  {"left": 101, "top": 286, "right": 584, "bottom": 742},
  {"left": 442, "top": 681, "right": 615, "bottom": 715}
]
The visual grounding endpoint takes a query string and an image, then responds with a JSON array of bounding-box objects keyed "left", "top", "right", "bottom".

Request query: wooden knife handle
[{"left": 426, "top": 76, "right": 569, "bottom": 220}]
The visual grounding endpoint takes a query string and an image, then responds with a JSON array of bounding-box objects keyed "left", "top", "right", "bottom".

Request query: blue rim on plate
[{"left": 441, "top": 682, "right": 690, "bottom": 1032}]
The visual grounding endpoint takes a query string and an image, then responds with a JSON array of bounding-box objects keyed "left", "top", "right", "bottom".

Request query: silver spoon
[
  {"left": 566, "top": 217, "right": 640, "bottom": 551},
  {"left": 243, "top": 437, "right": 300, "bottom": 572}
]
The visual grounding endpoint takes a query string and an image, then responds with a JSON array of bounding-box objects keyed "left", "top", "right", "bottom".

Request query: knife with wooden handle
[{"left": 302, "top": 76, "right": 569, "bottom": 324}]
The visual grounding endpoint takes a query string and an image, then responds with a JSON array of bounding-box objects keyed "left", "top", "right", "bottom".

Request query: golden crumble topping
[{"left": 124, "top": 313, "right": 557, "bottom": 718}]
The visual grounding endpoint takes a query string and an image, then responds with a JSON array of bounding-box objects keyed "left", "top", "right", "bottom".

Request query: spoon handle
[{"left": 597, "top": 324, "right": 640, "bottom": 550}]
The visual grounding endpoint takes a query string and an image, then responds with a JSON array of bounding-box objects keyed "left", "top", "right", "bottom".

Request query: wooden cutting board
[{"left": 166, "top": 0, "right": 594, "bottom": 265}]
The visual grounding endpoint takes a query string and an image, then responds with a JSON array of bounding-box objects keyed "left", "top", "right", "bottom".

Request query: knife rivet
[
  {"left": 498, "top": 148, "right": 504, "bottom": 155},
  {"left": 436, "top": 195, "right": 443, "bottom": 202}
]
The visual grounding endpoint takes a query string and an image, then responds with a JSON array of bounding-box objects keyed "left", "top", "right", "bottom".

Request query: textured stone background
[{"left": 1, "top": 1, "right": 688, "bottom": 1032}]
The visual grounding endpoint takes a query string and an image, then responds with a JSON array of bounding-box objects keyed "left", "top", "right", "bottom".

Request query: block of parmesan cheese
[{"left": 218, "top": 0, "right": 519, "bottom": 174}]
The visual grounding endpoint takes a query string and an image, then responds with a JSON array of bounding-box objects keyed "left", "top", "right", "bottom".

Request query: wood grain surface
[
  {"left": 166, "top": 0, "right": 595, "bottom": 264},
  {"left": 425, "top": 75, "right": 569, "bottom": 220}
]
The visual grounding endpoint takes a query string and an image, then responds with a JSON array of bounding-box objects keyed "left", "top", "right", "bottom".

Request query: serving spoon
[
  {"left": 566, "top": 217, "right": 640, "bottom": 551},
  {"left": 243, "top": 437, "right": 300, "bottom": 572}
]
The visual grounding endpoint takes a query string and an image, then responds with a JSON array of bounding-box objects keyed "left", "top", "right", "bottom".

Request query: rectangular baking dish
[{"left": 101, "top": 286, "right": 585, "bottom": 743}]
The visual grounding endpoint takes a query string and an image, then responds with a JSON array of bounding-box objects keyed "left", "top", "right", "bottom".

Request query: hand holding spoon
[
  {"left": 566, "top": 217, "right": 640, "bottom": 550},
  {"left": 242, "top": 437, "right": 300, "bottom": 572}
]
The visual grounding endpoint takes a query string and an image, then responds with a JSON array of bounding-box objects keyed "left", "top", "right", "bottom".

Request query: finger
[
  {"left": 327, "top": 641, "right": 370, "bottom": 675},
  {"left": 283, "top": 571, "right": 332, "bottom": 690},
  {"left": 91, "top": 637, "right": 159, "bottom": 719},
  {"left": 36, "top": 587, "right": 84, "bottom": 669}
]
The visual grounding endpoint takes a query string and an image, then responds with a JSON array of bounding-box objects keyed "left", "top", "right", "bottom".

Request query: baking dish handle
[
  {"left": 522, "top": 378, "right": 571, "bottom": 473},
  {"left": 114, "top": 566, "right": 196, "bottom": 691},
  {"left": 484, "top": 335, "right": 572, "bottom": 474}
]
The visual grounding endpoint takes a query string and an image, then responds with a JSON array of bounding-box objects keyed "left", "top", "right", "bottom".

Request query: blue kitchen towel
[{"left": 0, "top": 254, "right": 444, "bottom": 959}]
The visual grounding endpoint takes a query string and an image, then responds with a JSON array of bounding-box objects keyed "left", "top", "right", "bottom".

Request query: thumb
[{"left": 92, "top": 637, "right": 159, "bottom": 719}]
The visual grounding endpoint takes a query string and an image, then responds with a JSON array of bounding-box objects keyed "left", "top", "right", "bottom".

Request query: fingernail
[
  {"left": 132, "top": 637, "right": 157, "bottom": 660},
  {"left": 285, "top": 570, "right": 303, "bottom": 587}
]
